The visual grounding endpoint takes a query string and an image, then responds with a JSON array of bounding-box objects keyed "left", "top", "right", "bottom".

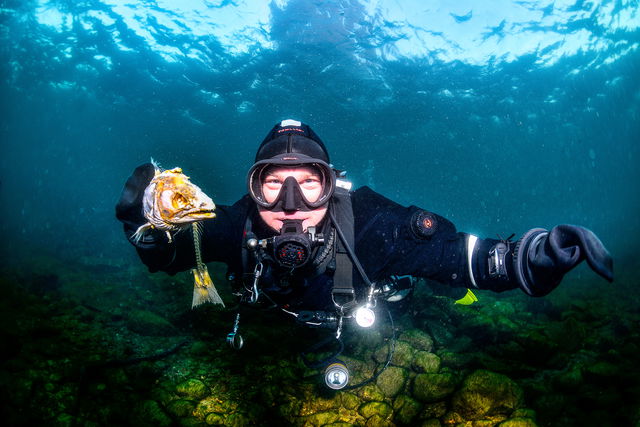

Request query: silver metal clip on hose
[{"left": 249, "top": 262, "right": 263, "bottom": 304}]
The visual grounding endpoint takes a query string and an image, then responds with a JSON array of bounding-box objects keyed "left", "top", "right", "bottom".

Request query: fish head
[{"left": 153, "top": 169, "right": 216, "bottom": 225}]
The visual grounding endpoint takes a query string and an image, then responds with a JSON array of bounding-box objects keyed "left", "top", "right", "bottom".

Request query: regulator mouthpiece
[{"left": 268, "top": 220, "right": 324, "bottom": 269}]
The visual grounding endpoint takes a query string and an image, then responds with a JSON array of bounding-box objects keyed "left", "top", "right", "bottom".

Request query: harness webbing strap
[{"left": 331, "top": 188, "right": 355, "bottom": 303}]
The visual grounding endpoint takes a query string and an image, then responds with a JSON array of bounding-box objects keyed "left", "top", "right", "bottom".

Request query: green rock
[
  {"left": 205, "top": 412, "right": 225, "bottom": 425},
  {"left": 391, "top": 341, "right": 416, "bottom": 367},
  {"left": 440, "top": 411, "right": 463, "bottom": 424},
  {"left": 584, "top": 361, "right": 620, "bottom": 383},
  {"left": 166, "top": 399, "right": 196, "bottom": 418},
  {"left": 412, "top": 351, "right": 441, "bottom": 373},
  {"left": 420, "top": 419, "right": 442, "bottom": 427},
  {"left": 176, "top": 378, "right": 210, "bottom": 399},
  {"left": 553, "top": 366, "right": 583, "bottom": 390},
  {"left": 413, "top": 372, "right": 457, "bottom": 402},
  {"left": 357, "top": 384, "right": 385, "bottom": 402},
  {"left": 305, "top": 410, "right": 340, "bottom": 426},
  {"left": 300, "top": 394, "right": 339, "bottom": 415},
  {"left": 137, "top": 400, "right": 172, "bottom": 427},
  {"left": 126, "top": 309, "right": 178, "bottom": 336},
  {"left": 419, "top": 401, "right": 447, "bottom": 419},
  {"left": 399, "top": 329, "right": 434, "bottom": 352},
  {"left": 451, "top": 370, "right": 524, "bottom": 420},
  {"left": 359, "top": 401, "right": 392, "bottom": 419},
  {"left": 497, "top": 417, "right": 539, "bottom": 427},
  {"left": 393, "top": 394, "right": 422, "bottom": 424},
  {"left": 511, "top": 408, "right": 536, "bottom": 419},
  {"left": 365, "top": 414, "right": 394, "bottom": 426},
  {"left": 225, "top": 413, "right": 250, "bottom": 427},
  {"left": 376, "top": 366, "right": 407, "bottom": 397},
  {"left": 340, "top": 392, "right": 361, "bottom": 410}
]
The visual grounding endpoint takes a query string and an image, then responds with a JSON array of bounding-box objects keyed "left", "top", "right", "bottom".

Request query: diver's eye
[{"left": 173, "top": 194, "right": 188, "bottom": 209}]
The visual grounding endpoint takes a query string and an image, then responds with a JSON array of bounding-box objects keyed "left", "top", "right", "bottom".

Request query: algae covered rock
[
  {"left": 412, "top": 372, "right": 457, "bottom": 402},
  {"left": 376, "top": 366, "right": 408, "bottom": 397},
  {"left": 497, "top": 417, "right": 538, "bottom": 426},
  {"left": 166, "top": 399, "right": 195, "bottom": 418},
  {"left": 392, "top": 394, "right": 422, "bottom": 424},
  {"left": 176, "top": 378, "right": 210, "bottom": 400},
  {"left": 126, "top": 309, "right": 178, "bottom": 336},
  {"left": 399, "top": 329, "right": 434, "bottom": 352},
  {"left": 305, "top": 410, "right": 340, "bottom": 425},
  {"left": 135, "top": 400, "right": 172, "bottom": 427},
  {"left": 451, "top": 369, "right": 524, "bottom": 420},
  {"left": 358, "top": 400, "right": 392, "bottom": 419},
  {"left": 375, "top": 340, "right": 414, "bottom": 367},
  {"left": 412, "top": 351, "right": 441, "bottom": 373}
]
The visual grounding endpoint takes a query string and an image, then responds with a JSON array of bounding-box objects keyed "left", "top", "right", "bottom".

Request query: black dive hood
[{"left": 247, "top": 119, "right": 336, "bottom": 211}]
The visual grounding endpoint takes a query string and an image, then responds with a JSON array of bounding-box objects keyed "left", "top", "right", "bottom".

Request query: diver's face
[{"left": 258, "top": 166, "right": 328, "bottom": 232}]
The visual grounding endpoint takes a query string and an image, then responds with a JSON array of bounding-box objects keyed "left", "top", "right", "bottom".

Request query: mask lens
[{"left": 248, "top": 162, "right": 335, "bottom": 209}]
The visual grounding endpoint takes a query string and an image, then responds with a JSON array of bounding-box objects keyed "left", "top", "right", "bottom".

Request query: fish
[{"left": 132, "top": 162, "right": 225, "bottom": 308}]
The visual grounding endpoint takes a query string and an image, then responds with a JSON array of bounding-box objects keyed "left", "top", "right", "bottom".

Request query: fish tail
[{"left": 191, "top": 265, "right": 225, "bottom": 308}]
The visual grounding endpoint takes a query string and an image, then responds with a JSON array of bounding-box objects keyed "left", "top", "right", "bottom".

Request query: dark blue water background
[{"left": 1, "top": 0, "right": 639, "bottom": 290}]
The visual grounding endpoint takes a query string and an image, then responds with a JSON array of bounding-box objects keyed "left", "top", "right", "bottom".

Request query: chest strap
[{"left": 330, "top": 188, "right": 356, "bottom": 308}]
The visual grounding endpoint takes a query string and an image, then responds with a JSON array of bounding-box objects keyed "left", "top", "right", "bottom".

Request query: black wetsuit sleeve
[
  {"left": 351, "top": 187, "right": 518, "bottom": 292},
  {"left": 122, "top": 196, "right": 250, "bottom": 275}
]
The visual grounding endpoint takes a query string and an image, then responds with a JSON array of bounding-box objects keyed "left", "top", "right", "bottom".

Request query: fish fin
[
  {"left": 150, "top": 157, "right": 162, "bottom": 171},
  {"left": 191, "top": 265, "right": 225, "bottom": 308},
  {"left": 131, "top": 223, "right": 152, "bottom": 244},
  {"left": 454, "top": 289, "right": 479, "bottom": 305}
]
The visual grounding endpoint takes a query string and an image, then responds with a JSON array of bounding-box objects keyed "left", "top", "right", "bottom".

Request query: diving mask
[{"left": 247, "top": 158, "right": 336, "bottom": 211}]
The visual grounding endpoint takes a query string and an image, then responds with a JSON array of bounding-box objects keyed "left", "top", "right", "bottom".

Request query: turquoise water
[{"left": 1, "top": 1, "right": 639, "bottom": 425}]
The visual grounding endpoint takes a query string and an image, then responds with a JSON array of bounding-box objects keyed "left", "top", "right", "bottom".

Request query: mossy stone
[
  {"left": 553, "top": 366, "right": 583, "bottom": 390},
  {"left": 413, "top": 372, "right": 457, "bottom": 402},
  {"left": 205, "top": 412, "right": 225, "bottom": 425},
  {"left": 359, "top": 401, "right": 392, "bottom": 419},
  {"left": 166, "top": 399, "right": 196, "bottom": 418},
  {"left": 511, "top": 408, "right": 537, "bottom": 419},
  {"left": 137, "top": 400, "right": 172, "bottom": 427},
  {"left": 176, "top": 378, "right": 210, "bottom": 400},
  {"left": 497, "top": 417, "right": 539, "bottom": 427},
  {"left": 420, "top": 419, "right": 442, "bottom": 427},
  {"left": 225, "top": 413, "right": 250, "bottom": 427},
  {"left": 451, "top": 369, "right": 524, "bottom": 420},
  {"left": 412, "top": 351, "right": 441, "bottom": 373},
  {"left": 399, "top": 329, "right": 434, "bottom": 352},
  {"left": 376, "top": 366, "right": 407, "bottom": 397},
  {"left": 584, "top": 361, "right": 620, "bottom": 382},
  {"left": 357, "top": 384, "right": 385, "bottom": 402},
  {"left": 340, "top": 392, "right": 361, "bottom": 410},
  {"left": 365, "top": 414, "right": 394, "bottom": 426},
  {"left": 126, "top": 309, "right": 177, "bottom": 336},
  {"left": 391, "top": 341, "right": 415, "bottom": 367},
  {"left": 305, "top": 410, "right": 340, "bottom": 425},
  {"left": 419, "top": 401, "right": 447, "bottom": 419},
  {"left": 393, "top": 394, "right": 422, "bottom": 424},
  {"left": 300, "top": 394, "right": 339, "bottom": 415}
]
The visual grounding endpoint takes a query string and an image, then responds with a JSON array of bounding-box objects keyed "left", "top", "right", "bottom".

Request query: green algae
[
  {"left": 413, "top": 372, "right": 458, "bottom": 402},
  {"left": 2, "top": 250, "right": 640, "bottom": 426}
]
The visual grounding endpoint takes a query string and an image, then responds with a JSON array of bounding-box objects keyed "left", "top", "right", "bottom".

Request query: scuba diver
[{"left": 116, "top": 119, "right": 613, "bottom": 389}]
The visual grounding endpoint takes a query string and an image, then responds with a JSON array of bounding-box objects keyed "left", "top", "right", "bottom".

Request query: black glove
[
  {"left": 513, "top": 224, "right": 613, "bottom": 296},
  {"left": 115, "top": 162, "right": 156, "bottom": 237}
]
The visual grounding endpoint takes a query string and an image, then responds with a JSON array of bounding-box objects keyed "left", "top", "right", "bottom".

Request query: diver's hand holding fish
[{"left": 116, "top": 161, "right": 224, "bottom": 308}]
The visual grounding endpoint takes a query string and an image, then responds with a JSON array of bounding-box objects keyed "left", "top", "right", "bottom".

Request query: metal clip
[{"left": 249, "top": 262, "right": 263, "bottom": 304}]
